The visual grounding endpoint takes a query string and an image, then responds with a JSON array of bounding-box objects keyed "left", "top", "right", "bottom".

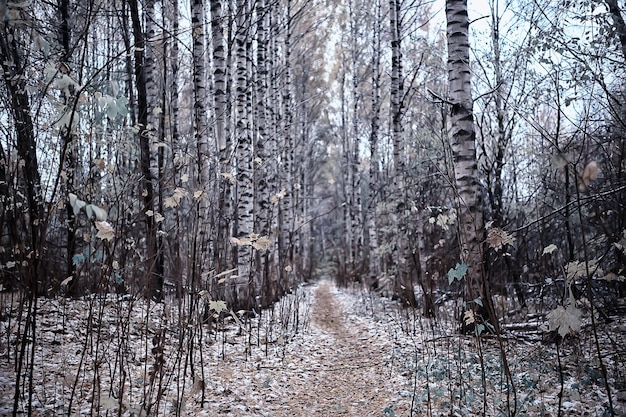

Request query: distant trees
[
  {"left": 0, "top": 0, "right": 623, "bottom": 324},
  {"left": 0, "top": 0, "right": 329, "bottom": 311}
]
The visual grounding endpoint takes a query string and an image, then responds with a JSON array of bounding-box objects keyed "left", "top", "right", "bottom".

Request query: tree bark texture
[
  {"left": 0, "top": 17, "right": 44, "bottom": 289},
  {"left": 129, "top": 0, "right": 163, "bottom": 300},
  {"left": 446, "top": 0, "right": 484, "bottom": 305},
  {"left": 389, "top": 0, "right": 417, "bottom": 307}
]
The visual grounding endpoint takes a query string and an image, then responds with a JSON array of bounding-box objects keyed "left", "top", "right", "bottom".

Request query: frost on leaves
[
  {"left": 428, "top": 210, "right": 457, "bottom": 231},
  {"left": 564, "top": 259, "right": 600, "bottom": 283},
  {"left": 209, "top": 300, "right": 227, "bottom": 314},
  {"left": 545, "top": 303, "right": 583, "bottom": 338},
  {"left": 69, "top": 193, "right": 107, "bottom": 221}
]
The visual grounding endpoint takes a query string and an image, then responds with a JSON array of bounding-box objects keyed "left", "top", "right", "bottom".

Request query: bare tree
[
  {"left": 389, "top": 0, "right": 417, "bottom": 306},
  {"left": 128, "top": 0, "right": 163, "bottom": 300},
  {"left": 446, "top": 0, "right": 489, "bottom": 319},
  {"left": 234, "top": 0, "right": 255, "bottom": 306}
]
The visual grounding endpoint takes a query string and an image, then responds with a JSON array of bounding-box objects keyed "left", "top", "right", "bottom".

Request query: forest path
[{"left": 271, "top": 280, "right": 409, "bottom": 416}]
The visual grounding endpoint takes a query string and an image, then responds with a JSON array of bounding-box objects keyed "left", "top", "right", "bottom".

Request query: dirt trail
[{"left": 276, "top": 280, "right": 408, "bottom": 416}]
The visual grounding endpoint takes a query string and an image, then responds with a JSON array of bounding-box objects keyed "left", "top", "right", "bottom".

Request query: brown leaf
[{"left": 579, "top": 161, "right": 600, "bottom": 191}]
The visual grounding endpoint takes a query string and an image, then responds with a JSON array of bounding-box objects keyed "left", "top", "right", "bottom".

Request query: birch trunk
[
  {"left": 235, "top": 0, "right": 254, "bottom": 306},
  {"left": 280, "top": 0, "right": 295, "bottom": 288},
  {"left": 446, "top": 0, "right": 485, "bottom": 308},
  {"left": 255, "top": 0, "right": 276, "bottom": 306},
  {"left": 389, "top": 0, "right": 416, "bottom": 307},
  {"left": 191, "top": 0, "right": 211, "bottom": 251},
  {"left": 365, "top": 0, "right": 383, "bottom": 287},
  {"left": 210, "top": 0, "right": 233, "bottom": 277}
]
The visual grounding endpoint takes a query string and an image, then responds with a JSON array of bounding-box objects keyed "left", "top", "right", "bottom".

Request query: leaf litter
[{"left": 0, "top": 281, "right": 624, "bottom": 416}]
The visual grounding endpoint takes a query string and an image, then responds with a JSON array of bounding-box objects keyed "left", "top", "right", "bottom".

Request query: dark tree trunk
[
  {"left": 0, "top": 21, "right": 44, "bottom": 291},
  {"left": 129, "top": 0, "right": 163, "bottom": 300}
]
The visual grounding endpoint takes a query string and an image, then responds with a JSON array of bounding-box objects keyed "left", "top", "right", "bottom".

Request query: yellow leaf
[{"left": 164, "top": 197, "right": 177, "bottom": 208}]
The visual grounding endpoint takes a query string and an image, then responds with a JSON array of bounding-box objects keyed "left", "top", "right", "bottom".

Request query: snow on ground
[{"left": 0, "top": 281, "right": 624, "bottom": 416}]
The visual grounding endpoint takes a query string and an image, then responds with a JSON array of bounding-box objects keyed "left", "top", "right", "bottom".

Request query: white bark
[
  {"left": 191, "top": 0, "right": 212, "bottom": 272},
  {"left": 389, "top": 0, "right": 416, "bottom": 306},
  {"left": 235, "top": 0, "right": 254, "bottom": 300},
  {"left": 446, "top": 0, "right": 484, "bottom": 300}
]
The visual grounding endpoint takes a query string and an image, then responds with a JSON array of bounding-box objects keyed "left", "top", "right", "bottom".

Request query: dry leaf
[
  {"left": 463, "top": 309, "right": 476, "bottom": 325},
  {"left": 546, "top": 304, "right": 582, "bottom": 337},
  {"left": 95, "top": 221, "right": 115, "bottom": 241},
  {"left": 542, "top": 244, "right": 558, "bottom": 255},
  {"left": 252, "top": 236, "right": 272, "bottom": 251},
  {"left": 579, "top": 161, "right": 600, "bottom": 191},
  {"left": 486, "top": 228, "right": 515, "bottom": 252},
  {"left": 164, "top": 187, "right": 188, "bottom": 208},
  {"left": 564, "top": 260, "right": 597, "bottom": 283},
  {"left": 613, "top": 230, "right": 626, "bottom": 254},
  {"left": 209, "top": 300, "right": 227, "bottom": 314},
  {"left": 221, "top": 172, "right": 237, "bottom": 184}
]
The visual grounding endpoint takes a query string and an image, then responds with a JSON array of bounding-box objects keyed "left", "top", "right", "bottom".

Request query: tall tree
[
  {"left": 606, "top": 0, "right": 626, "bottom": 59},
  {"left": 129, "top": 0, "right": 163, "bottom": 300},
  {"left": 365, "top": 0, "right": 383, "bottom": 287},
  {"left": 254, "top": 0, "right": 276, "bottom": 305},
  {"left": 210, "top": 0, "right": 233, "bottom": 279},
  {"left": 389, "top": 0, "right": 417, "bottom": 306},
  {"left": 0, "top": 5, "right": 44, "bottom": 289},
  {"left": 280, "top": 0, "right": 296, "bottom": 288},
  {"left": 446, "top": 0, "right": 490, "bottom": 321},
  {"left": 235, "top": 0, "right": 255, "bottom": 306},
  {"left": 191, "top": 0, "right": 211, "bottom": 265}
]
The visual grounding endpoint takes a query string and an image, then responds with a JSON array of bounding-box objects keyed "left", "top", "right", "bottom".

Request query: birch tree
[
  {"left": 210, "top": 0, "right": 233, "bottom": 277},
  {"left": 446, "top": 0, "right": 491, "bottom": 322},
  {"left": 191, "top": 0, "right": 212, "bottom": 266},
  {"left": 389, "top": 0, "right": 417, "bottom": 306},
  {"left": 280, "top": 0, "right": 296, "bottom": 288},
  {"left": 365, "top": 0, "right": 383, "bottom": 287},
  {"left": 234, "top": 0, "right": 255, "bottom": 306},
  {"left": 254, "top": 0, "right": 277, "bottom": 305}
]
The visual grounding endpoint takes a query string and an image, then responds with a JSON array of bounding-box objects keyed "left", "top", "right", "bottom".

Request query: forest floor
[
  {"left": 248, "top": 280, "right": 412, "bottom": 416},
  {"left": 0, "top": 280, "right": 625, "bottom": 416}
]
